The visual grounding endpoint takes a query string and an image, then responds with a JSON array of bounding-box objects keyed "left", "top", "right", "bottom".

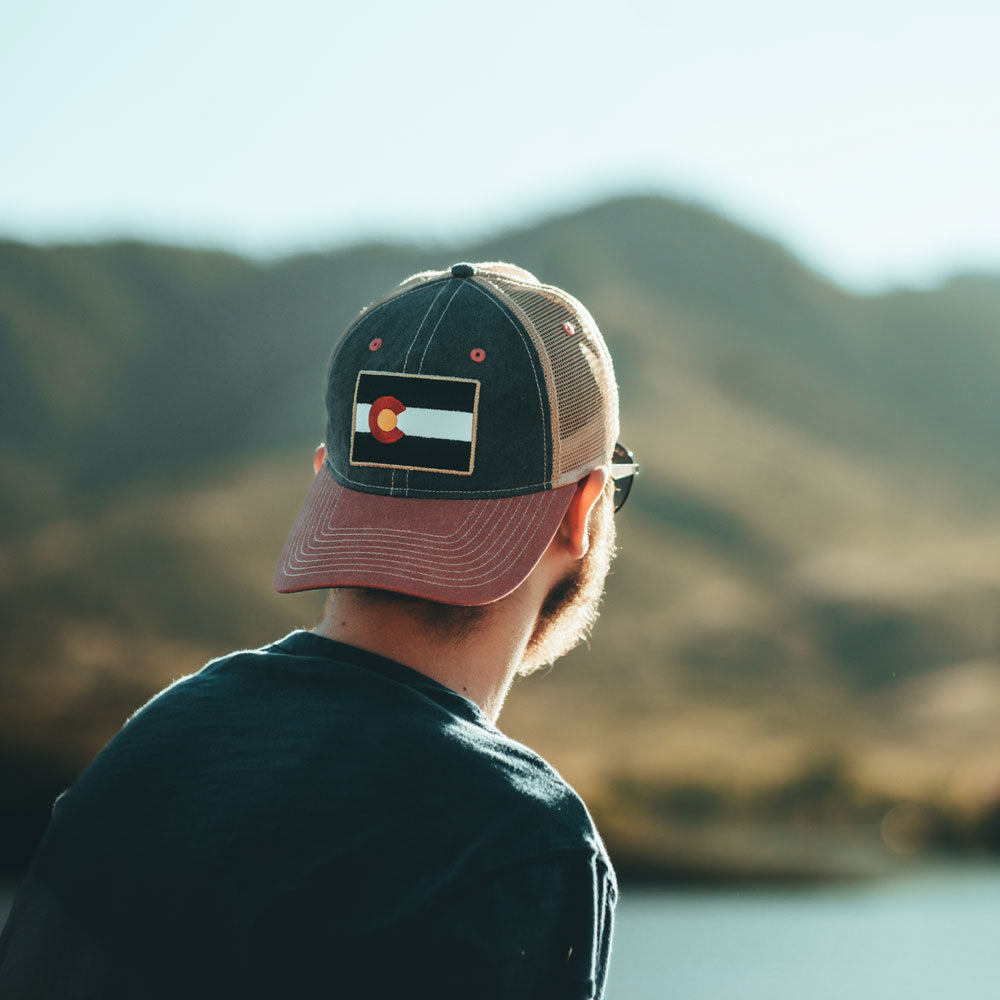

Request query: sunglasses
[{"left": 611, "top": 442, "right": 639, "bottom": 513}]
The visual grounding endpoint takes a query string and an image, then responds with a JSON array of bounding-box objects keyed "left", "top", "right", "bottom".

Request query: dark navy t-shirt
[{"left": 0, "top": 631, "right": 617, "bottom": 998}]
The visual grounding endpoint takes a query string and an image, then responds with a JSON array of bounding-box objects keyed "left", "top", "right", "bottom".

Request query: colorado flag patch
[{"left": 350, "top": 371, "right": 480, "bottom": 475}]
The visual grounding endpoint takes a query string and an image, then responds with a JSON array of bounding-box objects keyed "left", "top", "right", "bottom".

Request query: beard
[
  {"left": 518, "top": 482, "right": 617, "bottom": 676},
  {"left": 335, "top": 482, "right": 617, "bottom": 676}
]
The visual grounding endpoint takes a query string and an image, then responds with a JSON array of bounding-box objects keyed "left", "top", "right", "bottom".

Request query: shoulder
[
  {"left": 412, "top": 716, "right": 614, "bottom": 892},
  {"left": 472, "top": 724, "right": 605, "bottom": 848}
]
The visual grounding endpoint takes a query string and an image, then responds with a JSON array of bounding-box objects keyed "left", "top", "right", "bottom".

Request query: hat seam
[
  {"left": 400, "top": 278, "right": 455, "bottom": 374},
  {"left": 482, "top": 273, "right": 618, "bottom": 480},
  {"left": 341, "top": 277, "right": 454, "bottom": 500},
  {"left": 414, "top": 279, "right": 465, "bottom": 376},
  {"left": 327, "top": 459, "right": 552, "bottom": 496},
  {"left": 327, "top": 276, "right": 453, "bottom": 388},
  {"left": 405, "top": 279, "right": 467, "bottom": 491},
  {"left": 464, "top": 278, "right": 550, "bottom": 484}
]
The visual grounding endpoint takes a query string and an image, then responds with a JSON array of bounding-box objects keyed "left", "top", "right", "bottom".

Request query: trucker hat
[{"left": 274, "top": 261, "right": 620, "bottom": 605}]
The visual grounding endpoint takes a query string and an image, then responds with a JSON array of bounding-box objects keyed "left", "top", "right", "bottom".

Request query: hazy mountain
[
  {"left": 4, "top": 196, "right": 999, "bottom": 509},
  {"left": 3, "top": 194, "right": 999, "bottom": 879}
]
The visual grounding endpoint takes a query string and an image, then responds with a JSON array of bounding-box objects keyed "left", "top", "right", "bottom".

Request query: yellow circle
[{"left": 377, "top": 408, "right": 398, "bottom": 432}]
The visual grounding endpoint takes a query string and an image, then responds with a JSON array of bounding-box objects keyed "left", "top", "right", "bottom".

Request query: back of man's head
[{"left": 274, "top": 261, "right": 631, "bottom": 675}]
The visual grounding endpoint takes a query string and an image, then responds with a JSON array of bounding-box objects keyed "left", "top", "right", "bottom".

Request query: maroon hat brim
[{"left": 274, "top": 464, "right": 577, "bottom": 606}]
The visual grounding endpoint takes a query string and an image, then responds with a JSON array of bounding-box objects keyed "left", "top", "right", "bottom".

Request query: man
[{"left": 0, "top": 261, "right": 637, "bottom": 998}]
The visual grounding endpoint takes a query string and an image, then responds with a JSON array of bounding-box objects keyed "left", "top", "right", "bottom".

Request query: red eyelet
[
  {"left": 369, "top": 338, "right": 382, "bottom": 351},
  {"left": 470, "top": 348, "right": 486, "bottom": 363}
]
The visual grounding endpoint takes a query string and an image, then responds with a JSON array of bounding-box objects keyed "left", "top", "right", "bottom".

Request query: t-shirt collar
[{"left": 269, "top": 629, "right": 495, "bottom": 730}]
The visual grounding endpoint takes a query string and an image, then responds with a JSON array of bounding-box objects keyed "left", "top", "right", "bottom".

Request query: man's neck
[{"left": 312, "top": 584, "right": 544, "bottom": 722}]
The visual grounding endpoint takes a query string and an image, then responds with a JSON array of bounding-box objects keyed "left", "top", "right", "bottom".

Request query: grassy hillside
[{"left": 3, "top": 194, "right": 999, "bottom": 880}]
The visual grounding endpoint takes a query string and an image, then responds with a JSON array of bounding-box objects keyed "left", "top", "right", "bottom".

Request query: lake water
[
  {"left": 606, "top": 865, "right": 1000, "bottom": 1000},
  {"left": 2, "top": 866, "right": 997, "bottom": 996}
]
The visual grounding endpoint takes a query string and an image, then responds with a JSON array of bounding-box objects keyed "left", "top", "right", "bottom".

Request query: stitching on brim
[
  {"left": 282, "top": 495, "right": 552, "bottom": 589},
  {"left": 278, "top": 478, "right": 561, "bottom": 587}
]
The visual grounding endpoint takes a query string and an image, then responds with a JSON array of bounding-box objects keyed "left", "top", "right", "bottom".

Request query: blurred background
[{"left": 3, "top": 1, "right": 1000, "bottom": 995}]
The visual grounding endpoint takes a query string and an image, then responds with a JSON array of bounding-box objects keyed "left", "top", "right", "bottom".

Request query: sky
[{"left": 2, "top": 0, "right": 999, "bottom": 291}]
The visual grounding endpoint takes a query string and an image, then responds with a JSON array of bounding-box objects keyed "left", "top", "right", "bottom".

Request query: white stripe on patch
[{"left": 356, "top": 403, "right": 474, "bottom": 442}]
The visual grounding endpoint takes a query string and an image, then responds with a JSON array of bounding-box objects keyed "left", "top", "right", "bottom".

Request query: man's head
[{"left": 275, "top": 261, "right": 632, "bottom": 672}]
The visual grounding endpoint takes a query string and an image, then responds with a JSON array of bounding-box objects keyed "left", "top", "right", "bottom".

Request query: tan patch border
[{"left": 349, "top": 370, "right": 480, "bottom": 477}]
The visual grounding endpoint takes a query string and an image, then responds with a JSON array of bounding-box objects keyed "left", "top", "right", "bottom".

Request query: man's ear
[
  {"left": 557, "top": 469, "right": 609, "bottom": 560},
  {"left": 313, "top": 444, "right": 326, "bottom": 475}
]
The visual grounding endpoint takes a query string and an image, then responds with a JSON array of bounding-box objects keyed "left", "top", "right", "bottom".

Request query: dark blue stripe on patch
[
  {"left": 356, "top": 372, "right": 477, "bottom": 412},
  {"left": 352, "top": 433, "right": 473, "bottom": 473}
]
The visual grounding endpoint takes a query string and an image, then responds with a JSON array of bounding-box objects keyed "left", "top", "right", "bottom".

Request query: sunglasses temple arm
[{"left": 610, "top": 463, "right": 638, "bottom": 481}]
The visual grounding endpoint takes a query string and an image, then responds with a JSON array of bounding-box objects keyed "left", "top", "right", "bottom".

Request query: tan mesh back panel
[{"left": 481, "top": 275, "right": 620, "bottom": 488}]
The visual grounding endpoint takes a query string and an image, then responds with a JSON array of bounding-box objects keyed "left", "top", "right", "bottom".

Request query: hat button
[{"left": 451, "top": 262, "right": 476, "bottom": 278}]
